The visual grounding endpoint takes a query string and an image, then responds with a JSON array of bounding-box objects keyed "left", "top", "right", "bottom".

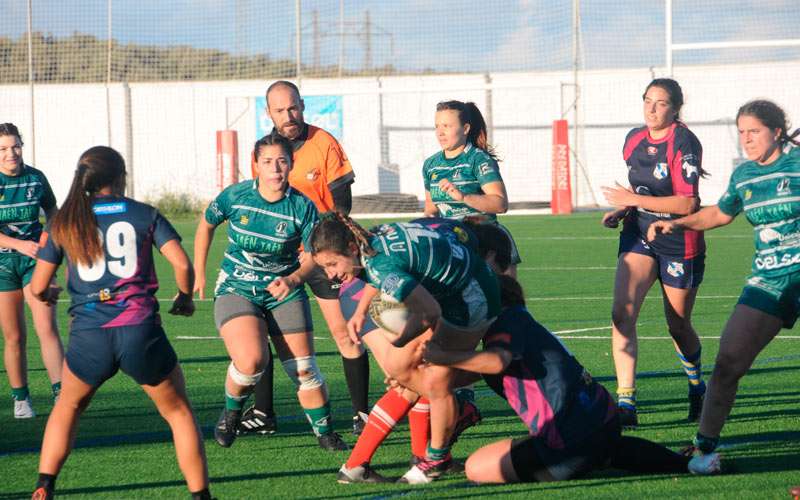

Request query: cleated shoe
[
  {"left": 688, "top": 451, "right": 722, "bottom": 475},
  {"left": 214, "top": 408, "right": 241, "bottom": 448},
  {"left": 318, "top": 431, "right": 350, "bottom": 451},
  {"left": 398, "top": 454, "right": 453, "bottom": 484},
  {"left": 336, "top": 463, "right": 390, "bottom": 484},
  {"left": 352, "top": 411, "right": 368, "bottom": 436},
  {"left": 410, "top": 454, "right": 464, "bottom": 474},
  {"left": 687, "top": 392, "right": 704, "bottom": 422},
  {"left": 447, "top": 400, "right": 482, "bottom": 448},
  {"left": 14, "top": 396, "right": 35, "bottom": 419},
  {"left": 617, "top": 406, "right": 638, "bottom": 429},
  {"left": 237, "top": 406, "right": 277, "bottom": 435}
]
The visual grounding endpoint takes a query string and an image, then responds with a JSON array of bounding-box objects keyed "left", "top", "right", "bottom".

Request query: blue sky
[{"left": 1, "top": 0, "right": 798, "bottom": 72}]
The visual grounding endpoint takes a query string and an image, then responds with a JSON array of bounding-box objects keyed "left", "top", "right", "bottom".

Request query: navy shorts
[
  {"left": 66, "top": 324, "right": 178, "bottom": 388},
  {"left": 338, "top": 278, "right": 379, "bottom": 339},
  {"left": 510, "top": 416, "right": 621, "bottom": 482},
  {"left": 618, "top": 230, "right": 705, "bottom": 289}
]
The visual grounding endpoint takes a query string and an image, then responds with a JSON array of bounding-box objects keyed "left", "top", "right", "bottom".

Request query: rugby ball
[{"left": 368, "top": 293, "right": 409, "bottom": 338}]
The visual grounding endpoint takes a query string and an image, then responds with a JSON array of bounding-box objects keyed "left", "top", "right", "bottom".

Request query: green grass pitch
[{"left": 1, "top": 212, "right": 798, "bottom": 499}]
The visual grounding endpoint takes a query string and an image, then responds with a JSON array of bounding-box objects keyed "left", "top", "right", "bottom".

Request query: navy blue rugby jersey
[{"left": 38, "top": 196, "right": 180, "bottom": 330}]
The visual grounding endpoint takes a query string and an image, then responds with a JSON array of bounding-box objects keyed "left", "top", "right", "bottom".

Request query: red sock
[
  {"left": 345, "top": 390, "right": 413, "bottom": 469},
  {"left": 408, "top": 397, "right": 431, "bottom": 459}
]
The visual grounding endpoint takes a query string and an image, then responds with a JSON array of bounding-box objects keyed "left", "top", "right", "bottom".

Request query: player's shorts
[
  {"left": 492, "top": 221, "right": 522, "bottom": 265},
  {"left": 214, "top": 293, "right": 314, "bottom": 334},
  {"left": 510, "top": 416, "right": 621, "bottom": 482},
  {"left": 618, "top": 230, "right": 704, "bottom": 289},
  {"left": 738, "top": 272, "right": 800, "bottom": 328},
  {"left": 0, "top": 253, "right": 36, "bottom": 291},
  {"left": 440, "top": 260, "right": 501, "bottom": 329},
  {"left": 66, "top": 324, "right": 177, "bottom": 388},
  {"left": 338, "top": 278, "right": 380, "bottom": 339},
  {"left": 305, "top": 265, "right": 342, "bottom": 300}
]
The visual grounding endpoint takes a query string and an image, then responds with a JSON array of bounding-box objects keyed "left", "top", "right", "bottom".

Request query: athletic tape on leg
[
  {"left": 281, "top": 355, "right": 324, "bottom": 390},
  {"left": 227, "top": 362, "right": 263, "bottom": 387}
]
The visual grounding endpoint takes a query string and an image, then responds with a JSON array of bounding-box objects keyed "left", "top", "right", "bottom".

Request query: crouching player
[
  {"left": 425, "top": 275, "right": 721, "bottom": 483},
  {"left": 30, "top": 146, "right": 211, "bottom": 500}
]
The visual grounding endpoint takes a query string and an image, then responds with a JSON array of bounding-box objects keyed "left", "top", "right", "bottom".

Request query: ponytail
[
  {"left": 782, "top": 128, "right": 800, "bottom": 149},
  {"left": 49, "top": 146, "right": 126, "bottom": 266},
  {"left": 497, "top": 274, "right": 525, "bottom": 308},
  {"left": 436, "top": 100, "right": 498, "bottom": 161},
  {"left": 310, "top": 211, "right": 376, "bottom": 258}
]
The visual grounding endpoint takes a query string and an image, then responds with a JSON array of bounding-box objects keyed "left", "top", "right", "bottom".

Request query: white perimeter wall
[{"left": 1, "top": 60, "right": 798, "bottom": 207}]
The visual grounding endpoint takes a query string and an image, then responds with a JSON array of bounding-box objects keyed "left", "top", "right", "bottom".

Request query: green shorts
[
  {"left": 738, "top": 273, "right": 800, "bottom": 328},
  {"left": 0, "top": 253, "right": 36, "bottom": 292},
  {"left": 439, "top": 260, "right": 500, "bottom": 328}
]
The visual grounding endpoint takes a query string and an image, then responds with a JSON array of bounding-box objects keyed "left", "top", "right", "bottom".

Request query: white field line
[{"left": 514, "top": 234, "right": 750, "bottom": 240}]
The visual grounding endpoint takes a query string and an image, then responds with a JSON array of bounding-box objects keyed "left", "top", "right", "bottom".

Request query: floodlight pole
[
  {"left": 666, "top": 0, "right": 673, "bottom": 76},
  {"left": 295, "top": 0, "right": 302, "bottom": 86},
  {"left": 106, "top": 0, "right": 113, "bottom": 146},
  {"left": 26, "top": 0, "right": 35, "bottom": 165}
]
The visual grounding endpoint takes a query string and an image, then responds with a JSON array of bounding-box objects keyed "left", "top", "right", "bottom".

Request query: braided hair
[{"left": 310, "top": 211, "right": 376, "bottom": 258}]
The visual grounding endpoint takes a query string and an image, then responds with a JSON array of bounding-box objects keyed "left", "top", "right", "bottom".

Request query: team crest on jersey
[
  {"left": 453, "top": 226, "right": 469, "bottom": 243},
  {"left": 777, "top": 178, "right": 791, "bottom": 196},
  {"left": 275, "top": 221, "right": 287, "bottom": 235},
  {"left": 653, "top": 163, "right": 668, "bottom": 180},
  {"left": 431, "top": 173, "right": 438, "bottom": 180},
  {"left": 744, "top": 189, "right": 752, "bottom": 200},
  {"left": 647, "top": 146, "right": 658, "bottom": 156},
  {"left": 382, "top": 274, "right": 402, "bottom": 295},
  {"left": 667, "top": 261, "right": 685, "bottom": 278},
  {"left": 26, "top": 187, "right": 35, "bottom": 199},
  {"left": 98, "top": 288, "right": 112, "bottom": 301},
  {"left": 240, "top": 215, "right": 249, "bottom": 225}
]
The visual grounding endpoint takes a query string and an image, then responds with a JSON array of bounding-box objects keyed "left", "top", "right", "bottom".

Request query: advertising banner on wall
[{"left": 255, "top": 95, "right": 343, "bottom": 141}]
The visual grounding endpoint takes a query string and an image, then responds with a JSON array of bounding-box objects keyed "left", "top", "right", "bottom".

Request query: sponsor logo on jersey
[
  {"left": 453, "top": 226, "right": 469, "bottom": 243},
  {"left": 647, "top": 146, "right": 658, "bottom": 156},
  {"left": 240, "top": 215, "right": 249, "bottom": 225},
  {"left": 653, "top": 163, "right": 668, "bottom": 180},
  {"left": 777, "top": 178, "right": 791, "bottom": 196},
  {"left": 306, "top": 168, "right": 320, "bottom": 181},
  {"left": 98, "top": 288, "right": 112, "bottom": 301},
  {"left": 275, "top": 221, "right": 287, "bottom": 235},
  {"left": 667, "top": 261, "right": 684, "bottom": 278},
  {"left": 26, "top": 187, "right": 35, "bottom": 199},
  {"left": 479, "top": 162, "right": 492, "bottom": 175},
  {"left": 759, "top": 227, "right": 782, "bottom": 243},
  {"left": 745, "top": 189, "right": 752, "bottom": 200},
  {"left": 93, "top": 202, "right": 127, "bottom": 215},
  {"left": 381, "top": 274, "right": 403, "bottom": 296},
  {"left": 453, "top": 170, "right": 462, "bottom": 180},
  {"left": 437, "top": 203, "right": 453, "bottom": 214},
  {"left": 431, "top": 173, "right": 438, "bottom": 180},
  {"left": 635, "top": 185, "right": 651, "bottom": 196},
  {"left": 209, "top": 202, "right": 223, "bottom": 218}
]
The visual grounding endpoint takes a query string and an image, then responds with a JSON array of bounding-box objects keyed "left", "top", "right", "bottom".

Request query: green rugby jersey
[
  {"left": 205, "top": 180, "right": 318, "bottom": 307},
  {"left": 422, "top": 143, "right": 503, "bottom": 220},
  {"left": 0, "top": 165, "right": 56, "bottom": 253},
  {"left": 361, "top": 221, "right": 475, "bottom": 302},
  {"left": 718, "top": 148, "right": 800, "bottom": 277}
]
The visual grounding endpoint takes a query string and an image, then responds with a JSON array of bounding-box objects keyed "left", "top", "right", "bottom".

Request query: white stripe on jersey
[
  {"left": 754, "top": 215, "right": 800, "bottom": 231},
  {"left": 735, "top": 172, "right": 800, "bottom": 189},
  {"left": 424, "top": 236, "right": 434, "bottom": 277},
  {"left": 0, "top": 200, "right": 39, "bottom": 209},
  {"left": 0, "top": 181, "right": 42, "bottom": 190},
  {"left": 744, "top": 196, "right": 800, "bottom": 211},
  {"left": 231, "top": 204, "right": 302, "bottom": 224},
  {"left": 229, "top": 222, "right": 297, "bottom": 243},
  {"left": 428, "top": 163, "right": 470, "bottom": 172}
]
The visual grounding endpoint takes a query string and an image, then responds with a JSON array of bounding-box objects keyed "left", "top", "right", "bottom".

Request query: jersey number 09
[{"left": 76, "top": 221, "right": 138, "bottom": 282}]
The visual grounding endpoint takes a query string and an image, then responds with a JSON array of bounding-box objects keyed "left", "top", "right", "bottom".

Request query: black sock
[
  {"left": 342, "top": 352, "right": 370, "bottom": 414},
  {"left": 610, "top": 436, "right": 690, "bottom": 474},
  {"left": 36, "top": 473, "right": 57, "bottom": 492},
  {"left": 190, "top": 487, "right": 212, "bottom": 500},
  {"left": 253, "top": 344, "right": 275, "bottom": 415}
]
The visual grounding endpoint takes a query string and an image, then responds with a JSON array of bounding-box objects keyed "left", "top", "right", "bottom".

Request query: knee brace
[
  {"left": 227, "top": 362, "right": 263, "bottom": 387},
  {"left": 281, "top": 355, "right": 324, "bottom": 390}
]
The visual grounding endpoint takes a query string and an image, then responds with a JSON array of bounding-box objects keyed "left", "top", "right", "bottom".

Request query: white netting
[{"left": 1, "top": 1, "right": 798, "bottom": 209}]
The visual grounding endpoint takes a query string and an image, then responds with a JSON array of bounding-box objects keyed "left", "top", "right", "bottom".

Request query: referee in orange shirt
[{"left": 239, "top": 81, "right": 370, "bottom": 437}]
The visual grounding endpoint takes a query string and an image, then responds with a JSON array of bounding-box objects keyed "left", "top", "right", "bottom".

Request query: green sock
[
  {"left": 304, "top": 403, "right": 333, "bottom": 437},
  {"left": 225, "top": 391, "right": 248, "bottom": 411},
  {"left": 11, "top": 386, "right": 29, "bottom": 401},
  {"left": 51, "top": 382, "right": 62, "bottom": 399},
  {"left": 426, "top": 444, "right": 450, "bottom": 461}
]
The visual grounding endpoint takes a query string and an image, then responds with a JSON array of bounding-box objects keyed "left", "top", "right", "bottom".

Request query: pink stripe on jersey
[
  {"left": 503, "top": 374, "right": 565, "bottom": 449},
  {"left": 668, "top": 132, "right": 705, "bottom": 259},
  {"left": 623, "top": 128, "right": 650, "bottom": 161}
]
